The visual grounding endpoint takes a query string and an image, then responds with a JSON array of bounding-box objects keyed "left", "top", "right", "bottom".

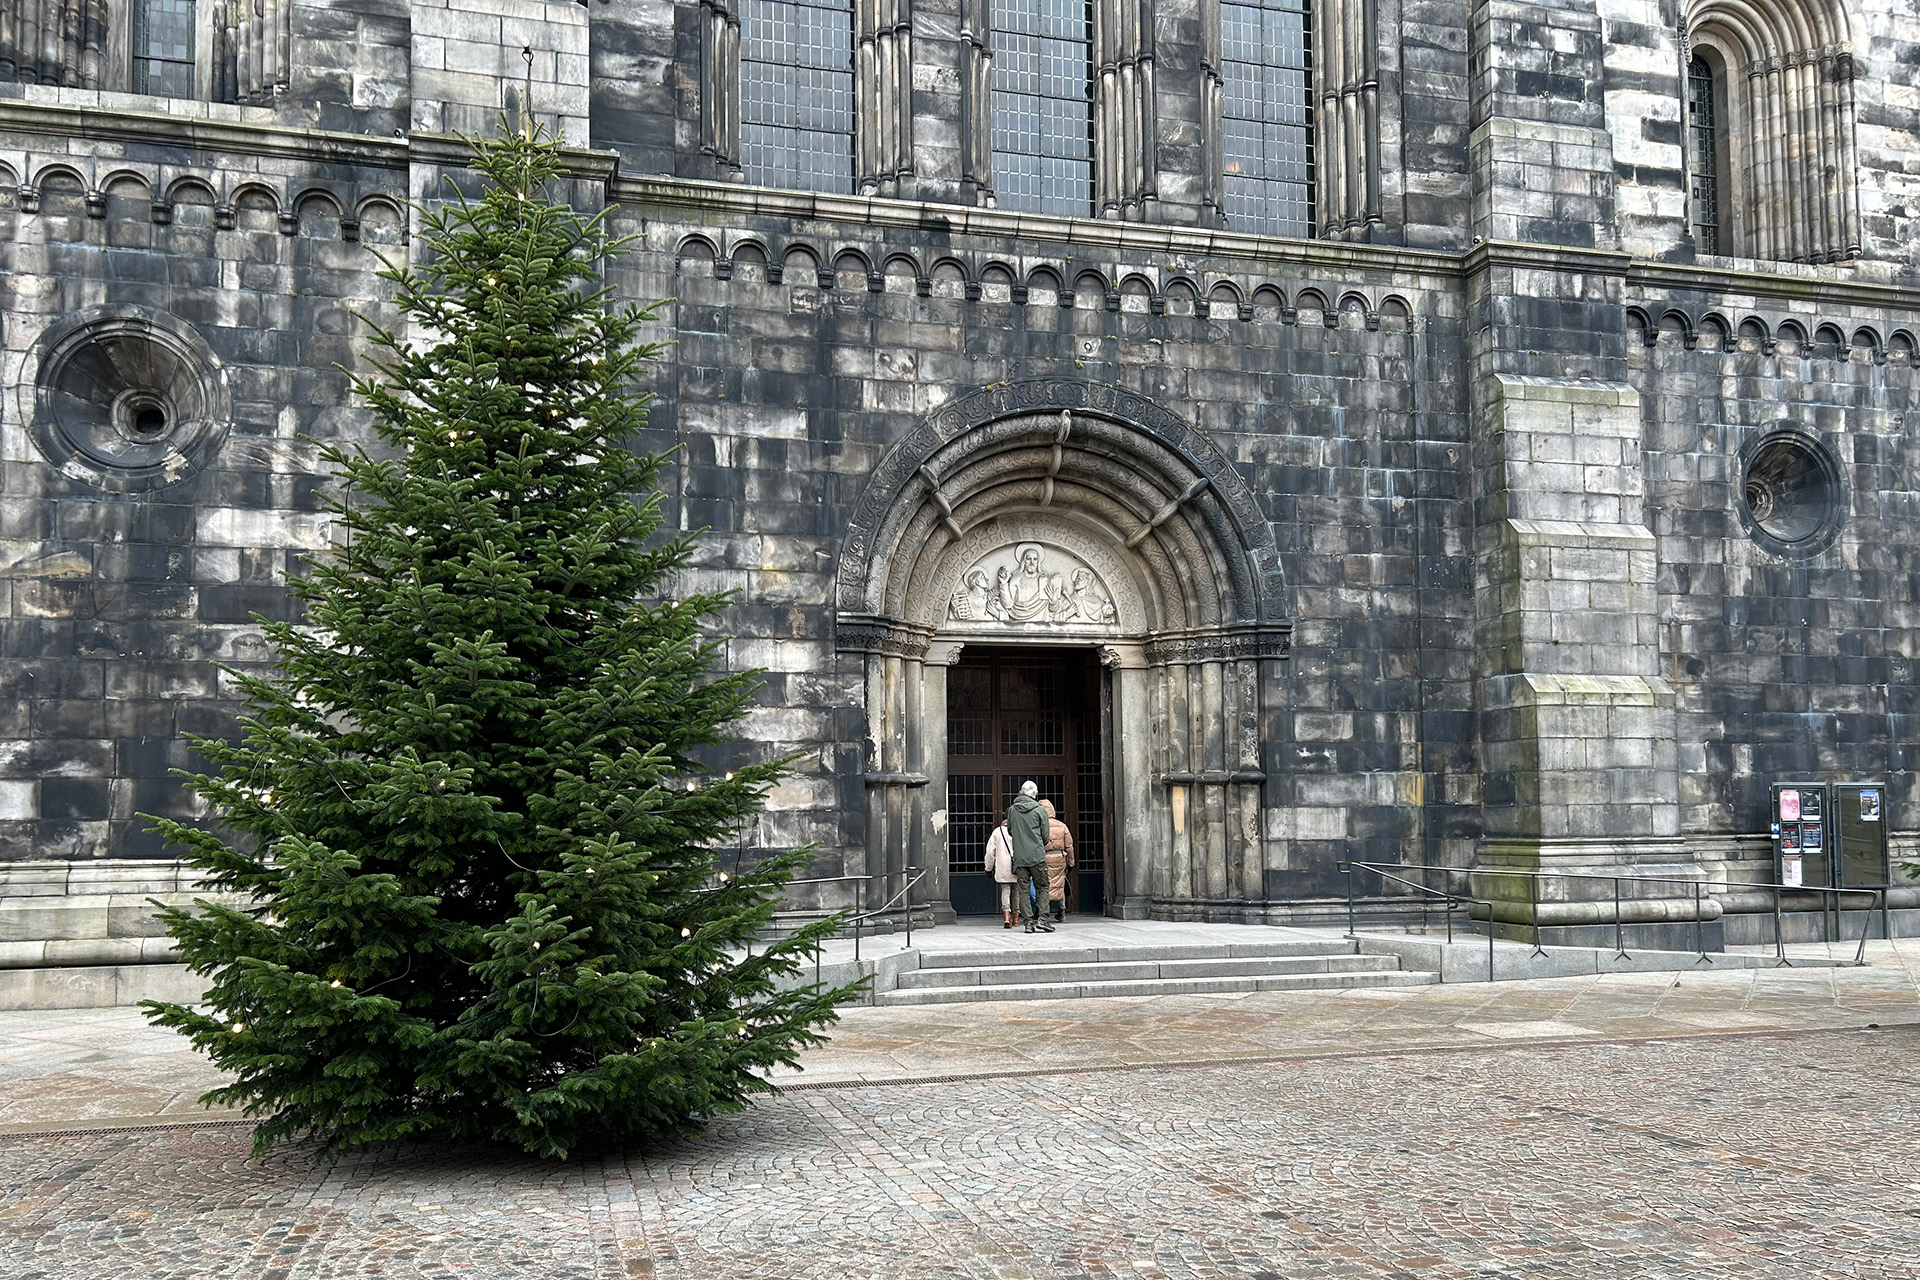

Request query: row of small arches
[
  {"left": 0, "top": 161, "right": 405, "bottom": 243},
  {"left": 676, "top": 235, "right": 1417, "bottom": 326},
  {"left": 1629, "top": 306, "right": 1918, "bottom": 364}
]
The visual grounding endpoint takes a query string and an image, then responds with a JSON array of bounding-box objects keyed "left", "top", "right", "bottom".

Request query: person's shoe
[
  {"left": 1002, "top": 911, "right": 1014, "bottom": 929},
  {"left": 1036, "top": 920, "right": 1055, "bottom": 932},
  {"left": 1024, "top": 921, "right": 1035, "bottom": 933}
]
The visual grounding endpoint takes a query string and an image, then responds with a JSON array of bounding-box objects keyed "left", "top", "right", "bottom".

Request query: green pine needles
[{"left": 143, "top": 123, "right": 861, "bottom": 1159}]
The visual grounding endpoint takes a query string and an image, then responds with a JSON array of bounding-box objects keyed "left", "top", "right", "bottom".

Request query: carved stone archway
[{"left": 835, "top": 380, "right": 1290, "bottom": 921}]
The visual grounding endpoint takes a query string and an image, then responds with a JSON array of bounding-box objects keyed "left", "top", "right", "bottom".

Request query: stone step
[
  {"left": 913, "top": 938, "right": 1358, "bottom": 969},
  {"left": 875, "top": 968, "right": 1436, "bottom": 1006},
  {"left": 896, "top": 953, "right": 1400, "bottom": 990}
]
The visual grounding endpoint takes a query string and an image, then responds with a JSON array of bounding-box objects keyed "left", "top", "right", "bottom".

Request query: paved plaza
[{"left": 4, "top": 937, "right": 1920, "bottom": 1278}]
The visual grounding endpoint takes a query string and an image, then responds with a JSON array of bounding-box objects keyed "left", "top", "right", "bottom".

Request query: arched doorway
[
  {"left": 835, "top": 380, "right": 1291, "bottom": 922},
  {"left": 944, "top": 645, "right": 1107, "bottom": 916}
]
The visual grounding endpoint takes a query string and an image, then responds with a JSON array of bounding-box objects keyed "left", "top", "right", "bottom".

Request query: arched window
[
  {"left": 990, "top": 0, "right": 1093, "bottom": 216},
  {"left": 132, "top": 0, "right": 196, "bottom": 97},
  {"left": 1219, "top": 0, "right": 1313, "bottom": 236},
  {"left": 739, "top": 0, "right": 855, "bottom": 192},
  {"left": 1685, "top": 0, "right": 1859, "bottom": 263},
  {"left": 1686, "top": 55, "right": 1724, "bottom": 255}
]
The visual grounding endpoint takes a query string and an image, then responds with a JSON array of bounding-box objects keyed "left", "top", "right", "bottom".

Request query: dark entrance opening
[{"left": 946, "top": 646, "right": 1107, "bottom": 916}]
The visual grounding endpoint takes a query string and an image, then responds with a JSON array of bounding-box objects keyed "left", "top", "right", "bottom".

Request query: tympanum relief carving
[{"left": 947, "top": 543, "right": 1117, "bottom": 627}]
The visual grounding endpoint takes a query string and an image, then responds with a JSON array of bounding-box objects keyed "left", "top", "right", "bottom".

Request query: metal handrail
[
  {"left": 796, "top": 868, "right": 931, "bottom": 985},
  {"left": 1342, "top": 860, "right": 1891, "bottom": 973},
  {"left": 846, "top": 868, "right": 931, "bottom": 960},
  {"left": 1340, "top": 861, "right": 1499, "bottom": 981}
]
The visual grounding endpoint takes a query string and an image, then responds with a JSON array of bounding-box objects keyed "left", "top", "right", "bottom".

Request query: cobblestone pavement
[
  {"left": 8, "top": 938, "right": 1914, "bottom": 1133},
  {"left": 785, "top": 939, "right": 1920, "bottom": 1085},
  {"left": 3, "top": 1025, "right": 1918, "bottom": 1279},
  {"left": 4, "top": 938, "right": 1919, "bottom": 1278}
]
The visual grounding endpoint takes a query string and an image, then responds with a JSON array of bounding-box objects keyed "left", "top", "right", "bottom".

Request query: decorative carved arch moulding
[{"left": 835, "top": 379, "right": 1290, "bottom": 662}]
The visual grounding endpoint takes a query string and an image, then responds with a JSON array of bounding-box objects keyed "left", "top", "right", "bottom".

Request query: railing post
[
  {"left": 855, "top": 878, "right": 864, "bottom": 965},
  {"left": 1344, "top": 862, "right": 1355, "bottom": 939},
  {"left": 1773, "top": 881, "right": 1790, "bottom": 967},
  {"left": 904, "top": 867, "right": 914, "bottom": 949},
  {"left": 1529, "top": 872, "right": 1547, "bottom": 957},
  {"left": 1884, "top": 888, "right": 1895, "bottom": 952},
  {"left": 1853, "top": 891, "right": 1872, "bottom": 967},
  {"left": 1694, "top": 881, "right": 1711, "bottom": 964}
]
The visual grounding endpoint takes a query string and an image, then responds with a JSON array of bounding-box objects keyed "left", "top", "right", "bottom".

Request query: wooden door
[{"left": 946, "top": 648, "right": 1106, "bottom": 915}]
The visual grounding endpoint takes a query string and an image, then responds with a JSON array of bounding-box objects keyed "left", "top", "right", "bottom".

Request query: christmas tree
[{"left": 144, "top": 122, "right": 861, "bottom": 1159}]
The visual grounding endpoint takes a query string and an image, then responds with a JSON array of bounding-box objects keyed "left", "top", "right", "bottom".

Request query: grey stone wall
[
  {"left": 1, "top": 0, "right": 1918, "bottom": 952},
  {"left": 0, "top": 119, "right": 407, "bottom": 864}
]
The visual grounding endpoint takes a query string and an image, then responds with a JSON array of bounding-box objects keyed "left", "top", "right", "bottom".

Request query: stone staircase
[{"left": 875, "top": 935, "right": 1436, "bottom": 1006}]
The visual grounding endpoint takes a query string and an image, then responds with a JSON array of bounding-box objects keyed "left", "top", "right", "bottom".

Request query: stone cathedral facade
[{"left": 2, "top": 0, "right": 1919, "bottom": 990}]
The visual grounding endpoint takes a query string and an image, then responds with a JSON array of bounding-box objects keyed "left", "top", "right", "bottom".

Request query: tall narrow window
[
  {"left": 1687, "top": 56, "right": 1722, "bottom": 255},
  {"left": 132, "top": 0, "right": 197, "bottom": 98},
  {"left": 740, "top": 0, "right": 855, "bottom": 192},
  {"left": 991, "top": 0, "right": 1093, "bottom": 216},
  {"left": 1220, "top": 0, "right": 1313, "bottom": 237}
]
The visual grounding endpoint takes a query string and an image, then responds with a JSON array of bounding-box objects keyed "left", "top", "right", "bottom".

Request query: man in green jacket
[{"left": 1006, "top": 780, "right": 1053, "bottom": 934}]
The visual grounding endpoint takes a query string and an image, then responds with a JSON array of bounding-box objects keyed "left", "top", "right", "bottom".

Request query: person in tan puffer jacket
[{"left": 1039, "top": 799, "right": 1074, "bottom": 922}]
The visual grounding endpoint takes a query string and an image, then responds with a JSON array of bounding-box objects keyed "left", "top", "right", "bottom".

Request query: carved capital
[
  {"left": 925, "top": 640, "right": 966, "bottom": 666},
  {"left": 1144, "top": 626, "right": 1292, "bottom": 665},
  {"left": 834, "top": 613, "right": 931, "bottom": 658}
]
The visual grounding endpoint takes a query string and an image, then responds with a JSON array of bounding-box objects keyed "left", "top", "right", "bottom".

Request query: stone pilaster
[
  {"left": 1093, "top": 0, "right": 1156, "bottom": 219},
  {"left": 1466, "top": 0, "right": 1694, "bottom": 936},
  {"left": 1316, "top": 0, "right": 1384, "bottom": 240},
  {"left": 696, "top": 0, "right": 741, "bottom": 180},
  {"left": 855, "top": 0, "right": 913, "bottom": 197},
  {"left": 953, "top": 0, "right": 993, "bottom": 205}
]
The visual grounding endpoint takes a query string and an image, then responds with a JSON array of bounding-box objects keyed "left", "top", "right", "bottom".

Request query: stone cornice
[
  {"left": 609, "top": 174, "right": 1465, "bottom": 281},
  {"left": 1467, "top": 239, "right": 1920, "bottom": 314},
  {"left": 1462, "top": 239, "right": 1634, "bottom": 279},
  {"left": 0, "top": 105, "right": 612, "bottom": 180},
  {"left": 1626, "top": 257, "right": 1920, "bottom": 314},
  {"left": 408, "top": 133, "right": 619, "bottom": 182},
  {"left": 0, "top": 98, "right": 410, "bottom": 169}
]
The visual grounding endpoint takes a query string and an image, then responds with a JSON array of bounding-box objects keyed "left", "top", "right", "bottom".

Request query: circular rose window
[
  {"left": 26, "top": 307, "right": 231, "bottom": 492},
  {"left": 1739, "top": 430, "right": 1845, "bottom": 556}
]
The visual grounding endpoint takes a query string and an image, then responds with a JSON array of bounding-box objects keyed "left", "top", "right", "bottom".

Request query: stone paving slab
[
  {"left": 3, "top": 1026, "right": 1918, "bottom": 1279},
  {"left": 3, "top": 940, "right": 1917, "bottom": 1134}
]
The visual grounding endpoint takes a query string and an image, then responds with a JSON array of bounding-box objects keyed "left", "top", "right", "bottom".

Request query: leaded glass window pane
[
  {"left": 1688, "top": 57, "right": 1721, "bottom": 255},
  {"left": 132, "top": 0, "right": 197, "bottom": 99},
  {"left": 1220, "top": 0, "right": 1313, "bottom": 237},
  {"left": 741, "top": 0, "right": 855, "bottom": 193},
  {"left": 991, "top": 0, "right": 1092, "bottom": 217}
]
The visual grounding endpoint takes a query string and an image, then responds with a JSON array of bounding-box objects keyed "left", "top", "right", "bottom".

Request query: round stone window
[
  {"left": 25, "top": 307, "right": 231, "bottom": 492},
  {"left": 1738, "top": 430, "right": 1845, "bottom": 556}
]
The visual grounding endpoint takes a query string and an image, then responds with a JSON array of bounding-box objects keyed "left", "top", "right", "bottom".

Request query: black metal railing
[
  {"left": 783, "top": 868, "right": 931, "bottom": 985},
  {"left": 1339, "top": 860, "right": 1893, "bottom": 982}
]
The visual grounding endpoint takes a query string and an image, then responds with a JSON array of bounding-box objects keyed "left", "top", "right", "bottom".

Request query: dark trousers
[{"left": 1014, "top": 863, "right": 1049, "bottom": 922}]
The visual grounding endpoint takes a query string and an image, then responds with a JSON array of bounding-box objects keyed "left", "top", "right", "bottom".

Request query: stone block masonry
[{"left": 0, "top": 0, "right": 1918, "bottom": 968}]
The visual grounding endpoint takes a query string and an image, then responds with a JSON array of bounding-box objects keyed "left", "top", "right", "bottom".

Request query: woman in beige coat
[
  {"left": 1040, "top": 799, "right": 1075, "bottom": 922},
  {"left": 982, "top": 820, "right": 1017, "bottom": 928}
]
